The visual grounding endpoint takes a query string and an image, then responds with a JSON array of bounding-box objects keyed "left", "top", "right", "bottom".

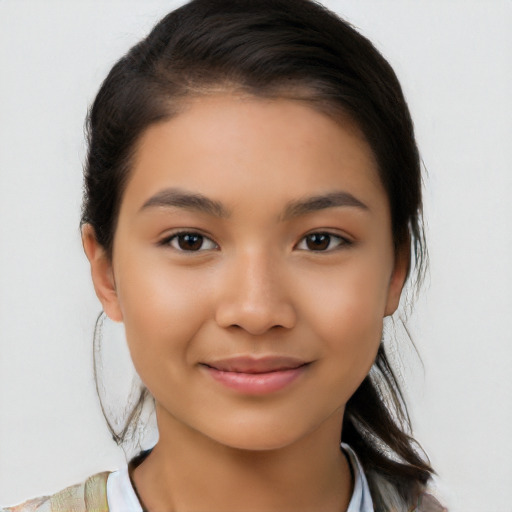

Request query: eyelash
[
  {"left": 159, "top": 231, "right": 219, "bottom": 252},
  {"left": 295, "top": 232, "right": 351, "bottom": 252},
  {"left": 159, "top": 231, "right": 351, "bottom": 253}
]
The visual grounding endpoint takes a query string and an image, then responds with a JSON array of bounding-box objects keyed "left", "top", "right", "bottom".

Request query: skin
[{"left": 83, "top": 94, "right": 408, "bottom": 511}]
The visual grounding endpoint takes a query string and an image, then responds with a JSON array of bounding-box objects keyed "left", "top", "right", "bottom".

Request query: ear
[
  {"left": 384, "top": 241, "right": 410, "bottom": 317},
  {"left": 81, "top": 224, "right": 123, "bottom": 322}
]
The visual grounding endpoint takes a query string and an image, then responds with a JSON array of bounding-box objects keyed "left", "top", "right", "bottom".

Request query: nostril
[{"left": 214, "top": 285, "right": 297, "bottom": 334}]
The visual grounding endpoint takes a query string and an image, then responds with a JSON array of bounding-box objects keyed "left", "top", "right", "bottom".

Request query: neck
[{"left": 132, "top": 407, "right": 352, "bottom": 512}]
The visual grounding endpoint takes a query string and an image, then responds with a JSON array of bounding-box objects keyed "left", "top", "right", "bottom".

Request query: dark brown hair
[{"left": 82, "top": 0, "right": 432, "bottom": 505}]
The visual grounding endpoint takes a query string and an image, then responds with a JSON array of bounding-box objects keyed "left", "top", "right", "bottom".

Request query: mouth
[{"left": 200, "top": 356, "right": 311, "bottom": 394}]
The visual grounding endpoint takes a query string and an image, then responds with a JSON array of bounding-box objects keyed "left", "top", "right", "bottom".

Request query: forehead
[{"left": 121, "top": 94, "right": 386, "bottom": 217}]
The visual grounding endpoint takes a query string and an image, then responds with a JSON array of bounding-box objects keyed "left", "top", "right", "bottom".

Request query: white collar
[
  {"left": 341, "top": 442, "right": 374, "bottom": 512},
  {"left": 107, "top": 465, "right": 144, "bottom": 512}
]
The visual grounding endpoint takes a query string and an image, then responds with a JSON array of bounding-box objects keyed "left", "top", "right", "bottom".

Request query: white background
[{"left": 1, "top": 1, "right": 511, "bottom": 510}]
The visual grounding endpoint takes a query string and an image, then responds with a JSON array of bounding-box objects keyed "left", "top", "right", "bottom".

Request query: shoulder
[{"left": 1, "top": 472, "right": 110, "bottom": 512}]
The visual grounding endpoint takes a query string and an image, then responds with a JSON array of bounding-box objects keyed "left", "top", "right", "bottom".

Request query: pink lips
[{"left": 201, "top": 356, "right": 309, "bottom": 394}]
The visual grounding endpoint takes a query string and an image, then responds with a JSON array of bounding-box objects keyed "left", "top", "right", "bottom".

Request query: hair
[{"left": 82, "top": 0, "right": 432, "bottom": 506}]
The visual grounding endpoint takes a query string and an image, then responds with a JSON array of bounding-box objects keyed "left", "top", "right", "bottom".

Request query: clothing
[
  {"left": 1, "top": 473, "right": 109, "bottom": 512},
  {"left": 106, "top": 467, "right": 142, "bottom": 511},
  {"left": 1, "top": 444, "right": 446, "bottom": 512}
]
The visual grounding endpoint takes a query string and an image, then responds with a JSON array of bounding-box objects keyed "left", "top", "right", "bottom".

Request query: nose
[{"left": 214, "top": 250, "right": 297, "bottom": 335}]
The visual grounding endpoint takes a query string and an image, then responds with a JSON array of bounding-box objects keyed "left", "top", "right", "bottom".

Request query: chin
[
  {"left": 214, "top": 433, "right": 301, "bottom": 452},
  {"left": 202, "top": 418, "right": 314, "bottom": 453}
]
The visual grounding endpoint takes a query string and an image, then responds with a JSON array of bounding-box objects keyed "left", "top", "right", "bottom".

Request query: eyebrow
[
  {"left": 140, "top": 188, "right": 367, "bottom": 220},
  {"left": 140, "top": 188, "right": 229, "bottom": 218},
  {"left": 281, "top": 191, "right": 368, "bottom": 220}
]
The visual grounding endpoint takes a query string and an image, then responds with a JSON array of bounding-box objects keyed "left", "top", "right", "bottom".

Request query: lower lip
[{"left": 203, "top": 365, "right": 308, "bottom": 394}]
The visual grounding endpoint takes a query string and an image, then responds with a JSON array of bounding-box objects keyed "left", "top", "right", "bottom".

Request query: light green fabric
[{"left": 2, "top": 472, "right": 110, "bottom": 512}]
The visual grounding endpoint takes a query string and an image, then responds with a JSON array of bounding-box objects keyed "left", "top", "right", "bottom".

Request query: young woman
[{"left": 3, "top": 0, "right": 446, "bottom": 510}]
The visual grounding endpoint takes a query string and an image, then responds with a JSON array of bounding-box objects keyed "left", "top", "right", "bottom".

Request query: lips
[
  {"left": 201, "top": 356, "right": 310, "bottom": 394},
  {"left": 203, "top": 356, "right": 308, "bottom": 373}
]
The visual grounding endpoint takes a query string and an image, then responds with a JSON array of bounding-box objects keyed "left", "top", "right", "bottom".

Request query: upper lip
[{"left": 203, "top": 356, "right": 310, "bottom": 374}]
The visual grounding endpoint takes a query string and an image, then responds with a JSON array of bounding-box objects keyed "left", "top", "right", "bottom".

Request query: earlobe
[
  {"left": 81, "top": 224, "right": 123, "bottom": 322},
  {"left": 384, "top": 243, "right": 410, "bottom": 317}
]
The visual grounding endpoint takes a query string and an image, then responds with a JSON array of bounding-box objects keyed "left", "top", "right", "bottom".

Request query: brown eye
[
  {"left": 305, "top": 233, "right": 330, "bottom": 251},
  {"left": 296, "top": 232, "right": 348, "bottom": 252},
  {"left": 166, "top": 232, "right": 217, "bottom": 252},
  {"left": 177, "top": 233, "right": 203, "bottom": 251}
]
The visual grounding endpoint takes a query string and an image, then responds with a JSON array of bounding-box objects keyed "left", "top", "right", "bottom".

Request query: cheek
[
  {"left": 114, "top": 256, "right": 214, "bottom": 374},
  {"left": 320, "top": 305, "right": 382, "bottom": 407},
  {"left": 297, "top": 253, "right": 390, "bottom": 335},
  {"left": 295, "top": 259, "right": 388, "bottom": 395},
  {"left": 322, "top": 295, "right": 383, "bottom": 379}
]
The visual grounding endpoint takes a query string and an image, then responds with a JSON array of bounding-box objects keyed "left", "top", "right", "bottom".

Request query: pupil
[
  {"left": 178, "top": 234, "right": 203, "bottom": 251},
  {"left": 306, "top": 233, "right": 330, "bottom": 251}
]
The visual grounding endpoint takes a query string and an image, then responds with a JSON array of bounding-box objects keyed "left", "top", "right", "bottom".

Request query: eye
[
  {"left": 163, "top": 232, "right": 218, "bottom": 252},
  {"left": 295, "top": 232, "right": 350, "bottom": 252}
]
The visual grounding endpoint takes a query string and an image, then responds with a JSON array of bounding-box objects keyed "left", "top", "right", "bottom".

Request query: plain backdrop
[{"left": 1, "top": 1, "right": 511, "bottom": 510}]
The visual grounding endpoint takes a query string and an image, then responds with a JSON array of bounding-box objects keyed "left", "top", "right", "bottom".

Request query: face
[{"left": 84, "top": 94, "right": 407, "bottom": 451}]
